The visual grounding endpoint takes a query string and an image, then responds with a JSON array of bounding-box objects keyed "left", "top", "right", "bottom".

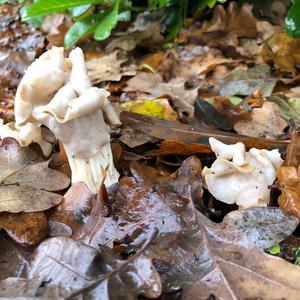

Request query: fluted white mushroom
[
  {"left": 0, "top": 47, "right": 120, "bottom": 193},
  {"left": 202, "top": 137, "right": 283, "bottom": 209}
]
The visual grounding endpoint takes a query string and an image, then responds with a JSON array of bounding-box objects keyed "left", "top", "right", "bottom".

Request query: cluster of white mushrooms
[
  {"left": 0, "top": 47, "right": 283, "bottom": 208},
  {"left": 0, "top": 47, "right": 120, "bottom": 193},
  {"left": 202, "top": 137, "right": 283, "bottom": 209}
]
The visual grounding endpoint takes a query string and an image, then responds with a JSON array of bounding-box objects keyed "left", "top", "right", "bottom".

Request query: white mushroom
[
  {"left": 202, "top": 137, "right": 283, "bottom": 209},
  {"left": 1, "top": 47, "right": 120, "bottom": 193}
]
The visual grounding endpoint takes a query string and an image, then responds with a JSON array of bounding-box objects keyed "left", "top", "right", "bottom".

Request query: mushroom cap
[{"left": 202, "top": 138, "right": 283, "bottom": 209}]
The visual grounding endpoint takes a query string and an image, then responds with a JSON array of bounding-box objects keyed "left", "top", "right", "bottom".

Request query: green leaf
[
  {"left": 198, "top": 0, "right": 227, "bottom": 10},
  {"left": 285, "top": 0, "right": 300, "bottom": 38},
  {"left": 93, "top": 0, "right": 120, "bottom": 41},
  {"left": 68, "top": 4, "right": 92, "bottom": 18},
  {"left": 22, "top": 0, "right": 101, "bottom": 20},
  {"left": 64, "top": 11, "right": 107, "bottom": 49},
  {"left": 267, "top": 244, "right": 281, "bottom": 255}
]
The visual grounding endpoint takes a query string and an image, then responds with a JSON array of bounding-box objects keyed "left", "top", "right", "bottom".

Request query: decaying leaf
[
  {"left": 0, "top": 212, "right": 48, "bottom": 246},
  {"left": 24, "top": 236, "right": 162, "bottom": 299},
  {"left": 0, "top": 236, "right": 30, "bottom": 280},
  {"left": 277, "top": 130, "right": 300, "bottom": 218},
  {"left": 86, "top": 51, "right": 136, "bottom": 84},
  {"left": 104, "top": 163, "right": 300, "bottom": 299},
  {"left": 50, "top": 182, "right": 104, "bottom": 243},
  {"left": 121, "top": 98, "right": 178, "bottom": 121},
  {"left": 261, "top": 32, "right": 300, "bottom": 72},
  {"left": 0, "top": 139, "right": 70, "bottom": 213},
  {"left": 268, "top": 94, "right": 300, "bottom": 126},
  {"left": 121, "top": 112, "right": 289, "bottom": 150},
  {"left": 234, "top": 101, "right": 287, "bottom": 139},
  {"left": 220, "top": 64, "right": 277, "bottom": 97},
  {"left": 186, "top": 2, "right": 258, "bottom": 49},
  {"left": 124, "top": 72, "right": 198, "bottom": 117}
]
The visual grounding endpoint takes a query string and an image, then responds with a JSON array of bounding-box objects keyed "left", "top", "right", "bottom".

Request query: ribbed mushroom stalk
[{"left": 1, "top": 47, "right": 120, "bottom": 193}]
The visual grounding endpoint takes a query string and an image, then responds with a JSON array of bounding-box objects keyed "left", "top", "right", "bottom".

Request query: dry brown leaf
[
  {"left": 261, "top": 32, "right": 300, "bottom": 72},
  {"left": 121, "top": 111, "right": 289, "bottom": 150},
  {"left": 187, "top": 2, "right": 257, "bottom": 49},
  {"left": 148, "top": 140, "right": 211, "bottom": 156},
  {"left": 0, "top": 212, "right": 48, "bottom": 246},
  {"left": 277, "top": 130, "right": 300, "bottom": 218},
  {"left": 234, "top": 101, "right": 287, "bottom": 139},
  {"left": 0, "top": 138, "right": 70, "bottom": 213},
  {"left": 86, "top": 51, "right": 136, "bottom": 84}
]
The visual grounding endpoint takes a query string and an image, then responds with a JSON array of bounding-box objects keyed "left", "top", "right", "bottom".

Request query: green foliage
[
  {"left": 285, "top": 0, "right": 300, "bottom": 38},
  {"left": 267, "top": 244, "right": 281, "bottom": 255},
  {"left": 23, "top": 0, "right": 217, "bottom": 48}
]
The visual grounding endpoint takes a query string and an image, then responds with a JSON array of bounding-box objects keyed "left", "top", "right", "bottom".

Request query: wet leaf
[
  {"left": 50, "top": 182, "right": 104, "bottom": 243},
  {"left": 0, "top": 277, "right": 67, "bottom": 299},
  {"left": 26, "top": 236, "right": 162, "bottom": 299},
  {"left": 0, "top": 236, "right": 30, "bottom": 280},
  {"left": 0, "top": 212, "right": 48, "bottom": 246},
  {"left": 156, "top": 203, "right": 300, "bottom": 299},
  {"left": 234, "top": 101, "right": 288, "bottom": 139},
  {"left": 0, "top": 139, "right": 70, "bottom": 213},
  {"left": 220, "top": 64, "right": 276, "bottom": 97}
]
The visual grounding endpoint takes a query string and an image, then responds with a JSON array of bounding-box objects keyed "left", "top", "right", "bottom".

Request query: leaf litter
[{"left": 3, "top": 1, "right": 300, "bottom": 299}]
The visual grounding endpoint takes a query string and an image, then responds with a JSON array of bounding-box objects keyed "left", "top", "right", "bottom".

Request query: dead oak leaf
[
  {"left": 187, "top": 2, "right": 258, "bottom": 49},
  {"left": 103, "top": 160, "right": 300, "bottom": 299},
  {"left": 0, "top": 212, "right": 48, "bottom": 246},
  {"left": 86, "top": 51, "right": 136, "bottom": 84},
  {"left": 0, "top": 138, "right": 70, "bottom": 213},
  {"left": 277, "top": 130, "right": 300, "bottom": 218},
  {"left": 125, "top": 72, "right": 197, "bottom": 116},
  {"left": 261, "top": 32, "right": 300, "bottom": 72},
  {"left": 220, "top": 64, "right": 277, "bottom": 97},
  {"left": 234, "top": 101, "right": 287, "bottom": 139}
]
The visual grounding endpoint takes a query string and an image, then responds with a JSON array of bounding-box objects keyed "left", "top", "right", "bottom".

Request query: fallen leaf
[
  {"left": 121, "top": 112, "right": 289, "bottom": 150},
  {"left": 220, "top": 64, "right": 277, "bottom": 97},
  {"left": 148, "top": 140, "right": 211, "bottom": 156},
  {"left": 261, "top": 32, "right": 300, "bottom": 72},
  {"left": 26, "top": 236, "right": 162, "bottom": 299},
  {"left": 120, "top": 128, "right": 158, "bottom": 148},
  {"left": 0, "top": 236, "right": 31, "bottom": 280},
  {"left": 124, "top": 72, "right": 198, "bottom": 117},
  {"left": 106, "top": 166, "right": 300, "bottom": 299},
  {"left": 0, "top": 212, "right": 48, "bottom": 246},
  {"left": 277, "top": 129, "right": 300, "bottom": 218},
  {"left": 50, "top": 182, "right": 103, "bottom": 243},
  {"left": 122, "top": 98, "right": 178, "bottom": 121},
  {"left": 187, "top": 2, "right": 258, "bottom": 49},
  {"left": 0, "top": 277, "right": 66, "bottom": 299},
  {"left": 106, "top": 12, "right": 164, "bottom": 52},
  {"left": 0, "top": 138, "right": 70, "bottom": 213},
  {"left": 234, "top": 101, "right": 288, "bottom": 139},
  {"left": 155, "top": 203, "right": 300, "bottom": 299},
  {"left": 86, "top": 51, "right": 136, "bottom": 84},
  {"left": 268, "top": 94, "right": 300, "bottom": 126}
]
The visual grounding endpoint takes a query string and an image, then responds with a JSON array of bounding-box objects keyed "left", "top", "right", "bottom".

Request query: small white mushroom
[
  {"left": 1, "top": 47, "right": 120, "bottom": 193},
  {"left": 202, "top": 137, "right": 283, "bottom": 209}
]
